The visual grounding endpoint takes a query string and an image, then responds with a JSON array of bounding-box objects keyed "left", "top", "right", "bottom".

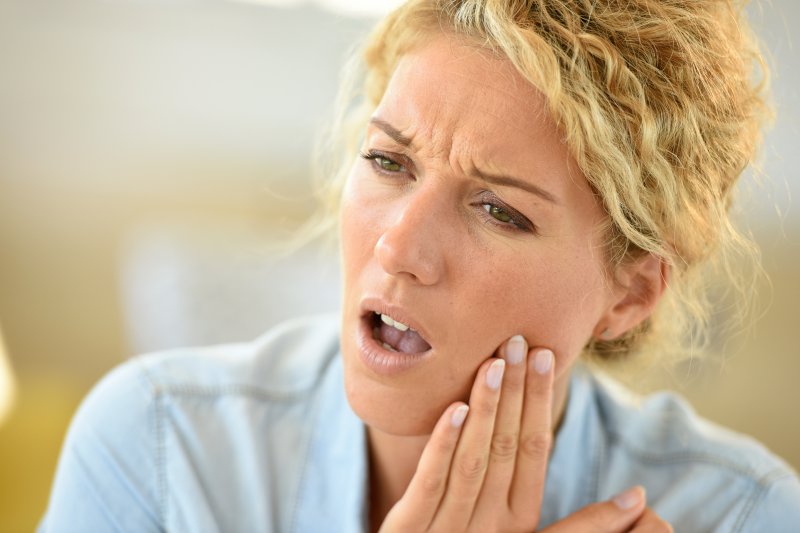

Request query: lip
[
  {"left": 359, "top": 297, "right": 434, "bottom": 343},
  {"left": 356, "top": 297, "right": 434, "bottom": 376}
]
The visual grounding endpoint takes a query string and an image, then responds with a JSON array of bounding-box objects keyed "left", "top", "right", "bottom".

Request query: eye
[
  {"left": 376, "top": 156, "right": 403, "bottom": 172},
  {"left": 483, "top": 204, "right": 513, "bottom": 224},
  {"left": 360, "top": 150, "right": 406, "bottom": 173},
  {"left": 477, "top": 193, "right": 536, "bottom": 234}
]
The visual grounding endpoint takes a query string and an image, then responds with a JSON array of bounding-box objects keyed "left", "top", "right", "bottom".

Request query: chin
[{"left": 341, "top": 361, "right": 450, "bottom": 437}]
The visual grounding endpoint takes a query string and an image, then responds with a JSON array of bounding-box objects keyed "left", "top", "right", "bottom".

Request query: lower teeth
[{"left": 382, "top": 342, "right": 398, "bottom": 352}]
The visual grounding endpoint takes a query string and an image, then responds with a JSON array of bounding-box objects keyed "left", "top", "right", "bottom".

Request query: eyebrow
[
  {"left": 473, "top": 170, "right": 560, "bottom": 205},
  {"left": 370, "top": 117, "right": 414, "bottom": 147},
  {"left": 369, "top": 116, "right": 560, "bottom": 205}
]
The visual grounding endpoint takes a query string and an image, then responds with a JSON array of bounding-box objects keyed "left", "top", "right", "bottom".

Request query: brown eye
[{"left": 483, "top": 204, "right": 513, "bottom": 224}]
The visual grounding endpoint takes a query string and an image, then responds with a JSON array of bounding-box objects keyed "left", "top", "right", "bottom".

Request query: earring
[{"left": 601, "top": 327, "right": 612, "bottom": 340}]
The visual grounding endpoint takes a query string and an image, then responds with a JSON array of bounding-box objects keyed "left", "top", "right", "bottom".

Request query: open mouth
[{"left": 369, "top": 311, "right": 432, "bottom": 354}]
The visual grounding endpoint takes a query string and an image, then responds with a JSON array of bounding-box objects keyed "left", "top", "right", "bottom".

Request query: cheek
[{"left": 458, "top": 248, "right": 609, "bottom": 369}]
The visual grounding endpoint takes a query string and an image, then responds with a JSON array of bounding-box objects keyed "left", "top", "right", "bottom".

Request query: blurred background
[{"left": 0, "top": 0, "right": 797, "bottom": 530}]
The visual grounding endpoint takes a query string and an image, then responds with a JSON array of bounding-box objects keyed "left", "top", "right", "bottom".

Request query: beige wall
[{"left": 1, "top": 1, "right": 798, "bottom": 530}]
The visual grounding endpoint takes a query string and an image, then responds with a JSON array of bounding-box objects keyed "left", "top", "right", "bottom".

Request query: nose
[{"left": 374, "top": 189, "right": 446, "bottom": 286}]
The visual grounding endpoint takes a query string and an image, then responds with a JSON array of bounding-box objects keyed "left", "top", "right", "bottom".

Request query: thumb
[{"left": 540, "top": 486, "right": 647, "bottom": 532}]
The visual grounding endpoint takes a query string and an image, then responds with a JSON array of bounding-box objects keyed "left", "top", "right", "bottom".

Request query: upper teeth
[{"left": 380, "top": 313, "right": 411, "bottom": 332}]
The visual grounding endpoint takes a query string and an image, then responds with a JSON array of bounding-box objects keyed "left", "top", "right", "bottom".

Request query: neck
[
  {"left": 366, "top": 371, "right": 571, "bottom": 531},
  {"left": 366, "top": 427, "right": 428, "bottom": 532}
]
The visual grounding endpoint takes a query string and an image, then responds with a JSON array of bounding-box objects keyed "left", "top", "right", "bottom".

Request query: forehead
[{"left": 372, "top": 34, "right": 572, "bottom": 176}]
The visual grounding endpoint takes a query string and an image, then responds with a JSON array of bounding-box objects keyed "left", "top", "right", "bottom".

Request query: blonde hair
[{"left": 309, "top": 0, "right": 770, "bottom": 374}]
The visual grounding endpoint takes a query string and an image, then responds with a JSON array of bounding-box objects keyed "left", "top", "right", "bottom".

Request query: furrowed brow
[
  {"left": 369, "top": 116, "right": 559, "bottom": 205},
  {"left": 474, "top": 170, "right": 560, "bottom": 205},
  {"left": 369, "top": 117, "right": 413, "bottom": 147}
]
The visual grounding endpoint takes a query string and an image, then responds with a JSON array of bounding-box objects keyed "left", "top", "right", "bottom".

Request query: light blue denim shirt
[{"left": 39, "top": 315, "right": 800, "bottom": 532}]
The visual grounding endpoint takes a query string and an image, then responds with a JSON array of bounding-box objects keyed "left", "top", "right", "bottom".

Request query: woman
[{"left": 40, "top": 0, "right": 799, "bottom": 531}]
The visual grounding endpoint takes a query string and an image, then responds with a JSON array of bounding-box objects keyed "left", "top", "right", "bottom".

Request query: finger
[
  {"left": 508, "top": 347, "right": 555, "bottom": 516},
  {"left": 382, "top": 402, "right": 469, "bottom": 531},
  {"left": 472, "top": 336, "right": 528, "bottom": 518},
  {"left": 540, "top": 486, "right": 647, "bottom": 533},
  {"left": 630, "top": 507, "right": 674, "bottom": 533},
  {"left": 430, "top": 357, "right": 505, "bottom": 530}
]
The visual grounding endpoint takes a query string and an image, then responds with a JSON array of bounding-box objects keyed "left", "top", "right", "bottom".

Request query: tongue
[{"left": 379, "top": 323, "right": 432, "bottom": 353}]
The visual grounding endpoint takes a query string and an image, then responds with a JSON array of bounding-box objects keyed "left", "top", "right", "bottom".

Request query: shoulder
[
  {"left": 40, "top": 313, "right": 342, "bottom": 532},
  {"left": 135, "top": 312, "right": 341, "bottom": 397},
  {"left": 70, "top": 312, "right": 341, "bottom": 435},
  {"left": 589, "top": 370, "right": 789, "bottom": 478},
  {"left": 74, "top": 311, "right": 340, "bottom": 441},
  {"left": 583, "top": 368, "right": 800, "bottom": 531}
]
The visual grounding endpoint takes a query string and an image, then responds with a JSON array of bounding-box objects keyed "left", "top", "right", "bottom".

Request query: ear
[{"left": 594, "top": 253, "right": 670, "bottom": 340}]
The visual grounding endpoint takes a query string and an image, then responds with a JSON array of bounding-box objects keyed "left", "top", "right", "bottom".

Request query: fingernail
[
  {"left": 612, "top": 486, "right": 645, "bottom": 510},
  {"left": 533, "top": 349, "right": 553, "bottom": 375},
  {"left": 506, "top": 335, "right": 526, "bottom": 365},
  {"left": 486, "top": 359, "right": 505, "bottom": 390},
  {"left": 451, "top": 405, "right": 469, "bottom": 428}
]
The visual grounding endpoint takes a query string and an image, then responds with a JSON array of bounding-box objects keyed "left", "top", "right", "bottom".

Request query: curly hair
[{"left": 310, "top": 0, "right": 770, "bottom": 375}]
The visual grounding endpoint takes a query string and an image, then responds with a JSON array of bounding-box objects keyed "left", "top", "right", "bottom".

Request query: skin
[{"left": 338, "top": 34, "right": 670, "bottom": 531}]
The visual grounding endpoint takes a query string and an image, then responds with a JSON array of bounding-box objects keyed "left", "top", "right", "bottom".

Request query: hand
[
  {"left": 378, "top": 335, "right": 673, "bottom": 532},
  {"left": 541, "top": 489, "right": 674, "bottom": 532}
]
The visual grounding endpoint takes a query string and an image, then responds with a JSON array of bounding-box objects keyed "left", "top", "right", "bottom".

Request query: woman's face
[{"left": 339, "top": 35, "right": 615, "bottom": 436}]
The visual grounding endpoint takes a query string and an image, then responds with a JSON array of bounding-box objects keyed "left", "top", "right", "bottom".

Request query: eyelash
[
  {"left": 360, "top": 150, "right": 408, "bottom": 174},
  {"left": 359, "top": 149, "right": 536, "bottom": 234}
]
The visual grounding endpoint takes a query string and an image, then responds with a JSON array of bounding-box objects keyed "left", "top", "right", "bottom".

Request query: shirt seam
[
  {"left": 138, "top": 359, "right": 168, "bottom": 532},
  {"left": 146, "top": 384, "right": 314, "bottom": 402},
  {"left": 732, "top": 470, "right": 797, "bottom": 532},
  {"left": 155, "top": 392, "right": 167, "bottom": 531},
  {"left": 605, "top": 430, "right": 786, "bottom": 481},
  {"left": 589, "top": 417, "right": 605, "bottom": 505}
]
